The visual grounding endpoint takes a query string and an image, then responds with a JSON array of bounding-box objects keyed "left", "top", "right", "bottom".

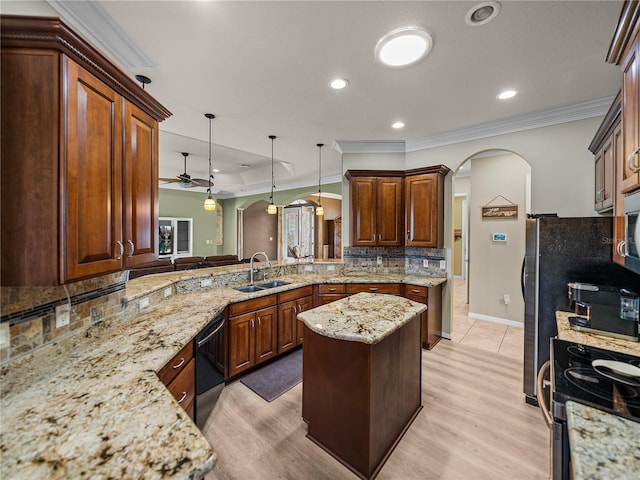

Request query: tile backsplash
[{"left": 1, "top": 250, "right": 446, "bottom": 364}]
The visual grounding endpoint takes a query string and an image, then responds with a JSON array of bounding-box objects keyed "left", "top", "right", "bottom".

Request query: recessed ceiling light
[
  {"left": 213, "top": 168, "right": 220, "bottom": 173},
  {"left": 375, "top": 27, "right": 433, "bottom": 68},
  {"left": 497, "top": 89, "right": 517, "bottom": 100},
  {"left": 391, "top": 121, "right": 405, "bottom": 129},
  {"left": 465, "top": 1, "right": 501, "bottom": 27},
  {"left": 330, "top": 78, "right": 349, "bottom": 90}
]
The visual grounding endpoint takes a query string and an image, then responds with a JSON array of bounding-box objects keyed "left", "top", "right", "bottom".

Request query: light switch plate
[
  {"left": 376, "top": 255, "right": 383, "bottom": 266},
  {"left": 423, "top": 260, "right": 429, "bottom": 268},
  {"left": 55, "top": 304, "right": 71, "bottom": 328},
  {"left": 139, "top": 297, "right": 150, "bottom": 309},
  {"left": 164, "top": 287, "right": 172, "bottom": 298},
  {"left": 439, "top": 260, "right": 446, "bottom": 269},
  {"left": 201, "top": 279, "right": 213, "bottom": 288}
]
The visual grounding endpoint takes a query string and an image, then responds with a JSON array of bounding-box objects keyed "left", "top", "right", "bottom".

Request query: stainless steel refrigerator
[{"left": 522, "top": 214, "right": 640, "bottom": 405}]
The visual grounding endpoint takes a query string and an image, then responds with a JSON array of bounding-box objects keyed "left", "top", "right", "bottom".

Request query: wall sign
[{"left": 481, "top": 205, "right": 518, "bottom": 219}]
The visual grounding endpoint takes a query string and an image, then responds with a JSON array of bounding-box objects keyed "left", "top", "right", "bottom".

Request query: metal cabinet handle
[
  {"left": 177, "top": 392, "right": 187, "bottom": 404},
  {"left": 369, "top": 287, "right": 378, "bottom": 292},
  {"left": 293, "top": 305, "right": 298, "bottom": 314},
  {"left": 172, "top": 357, "right": 185, "bottom": 369},
  {"left": 251, "top": 319, "right": 255, "bottom": 328},
  {"left": 536, "top": 360, "right": 553, "bottom": 429},
  {"left": 328, "top": 287, "right": 336, "bottom": 292},
  {"left": 411, "top": 289, "right": 421, "bottom": 294},
  {"left": 617, "top": 240, "right": 626, "bottom": 257},
  {"left": 627, "top": 147, "right": 640, "bottom": 173},
  {"left": 127, "top": 239, "right": 135, "bottom": 257},
  {"left": 258, "top": 316, "right": 262, "bottom": 327},
  {"left": 116, "top": 240, "right": 124, "bottom": 260}
]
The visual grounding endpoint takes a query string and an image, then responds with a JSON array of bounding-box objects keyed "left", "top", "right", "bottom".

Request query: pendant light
[
  {"left": 203, "top": 113, "right": 216, "bottom": 211},
  {"left": 266, "top": 135, "right": 277, "bottom": 215},
  {"left": 316, "top": 143, "right": 324, "bottom": 216}
]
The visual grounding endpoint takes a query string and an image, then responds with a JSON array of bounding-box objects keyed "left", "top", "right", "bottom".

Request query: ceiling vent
[{"left": 465, "top": 1, "right": 502, "bottom": 27}]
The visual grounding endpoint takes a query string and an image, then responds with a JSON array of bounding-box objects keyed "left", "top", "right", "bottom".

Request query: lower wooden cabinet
[
  {"left": 316, "top": 284, "right": 347, "bottom": 306},
  {"left": 158, "top": 342, "right": 195, "bottom": 419},
  {"left": 404, "top": 284, "right": 443, "bottom": 350},
  {"left": 277, "top": 286, "right": 314, "bottom": 351},
  {"left": 345, "top": 283, "right": 401, "bottom": 295}
]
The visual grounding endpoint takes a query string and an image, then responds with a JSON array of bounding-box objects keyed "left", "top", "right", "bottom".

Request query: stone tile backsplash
[{"left": 1, "top": 251, "right": 446, "bottom": 364}]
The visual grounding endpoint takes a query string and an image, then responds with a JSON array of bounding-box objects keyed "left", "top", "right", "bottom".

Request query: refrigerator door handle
[{"left": 521, "top": 257, "right": 526, "bottom": 300}]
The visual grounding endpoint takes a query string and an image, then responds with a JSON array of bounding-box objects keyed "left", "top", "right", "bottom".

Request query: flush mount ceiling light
[
  {"left": 497, "top": 89, "right": 517, "bottom": 100},
  {"left": 391, "top": 121, "right": 405, "bottom": 129},
  {"left": 267, "top": 135, "right": 277, "bottom": 215},
  {"left": 465, "top": 1, "right": 501, "bottom": 27},
  {"left": 203, "top": 113, "right": 216, "bottom": 211},
  {"left": 330, "top": 78, "right": 349, "bottom": 90},
  {"left": 375, "top": 26, "right": 433, "bottom": 68}
]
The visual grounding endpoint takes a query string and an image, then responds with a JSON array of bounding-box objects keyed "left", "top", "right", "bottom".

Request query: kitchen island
[{"left": 299, "top": 293, "right": 426, "bottom": 480}]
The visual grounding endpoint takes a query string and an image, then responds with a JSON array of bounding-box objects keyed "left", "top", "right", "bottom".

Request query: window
[{"left": 159, "top": 217, "right": 193, "bottom": 259}]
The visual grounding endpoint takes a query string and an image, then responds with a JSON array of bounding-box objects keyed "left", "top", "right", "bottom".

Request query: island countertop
[{"left": 298, "top": 292, "right": 427, "bottom": 344}]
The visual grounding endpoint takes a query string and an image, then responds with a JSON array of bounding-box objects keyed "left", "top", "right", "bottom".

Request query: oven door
[
  {"left": 624, "top": 191, "right": 640, "bottom": 275},
  {"left": 195, "top": 313, "right": 225, "bottom": 429}
]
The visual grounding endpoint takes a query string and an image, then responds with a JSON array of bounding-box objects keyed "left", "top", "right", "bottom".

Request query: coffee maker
[{"left": 567, "top": 282, "right": 640, "bottom": 341}]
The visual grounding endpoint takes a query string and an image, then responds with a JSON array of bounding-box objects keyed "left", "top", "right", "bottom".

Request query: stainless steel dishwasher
[{"left": 194, "top": 313, "right": 225, "bottom": 429}]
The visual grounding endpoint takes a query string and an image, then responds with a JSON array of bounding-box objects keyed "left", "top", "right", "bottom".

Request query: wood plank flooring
[{"left": 203, "top": 340, "right": 550, "bottom": 480}]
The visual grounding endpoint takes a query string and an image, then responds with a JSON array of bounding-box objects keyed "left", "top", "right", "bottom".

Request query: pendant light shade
[
  {"left": 267, "top": 135, "right": 277, "bottom": 215},
  {"left": 316, "top": 143, "right": 324, "bottom": 216},
  {"left": 203, "top": 113, "right": 216, "bottom": 211}
]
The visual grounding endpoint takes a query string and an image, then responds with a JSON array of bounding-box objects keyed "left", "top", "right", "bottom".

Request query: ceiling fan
[{"left": 159, "top": 152, "right": 210, "bottom": 188}]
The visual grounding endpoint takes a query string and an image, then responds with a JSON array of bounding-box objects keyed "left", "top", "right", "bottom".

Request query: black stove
[{"left": 552, "top": 338, "right": 640, "bottom": 422}]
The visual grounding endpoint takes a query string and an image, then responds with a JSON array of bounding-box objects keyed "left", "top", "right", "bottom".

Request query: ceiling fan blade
[
  {"left": 159, "top": 177, "right": 181, "bottom": 183},
  {"left": 190, "top": 179, "right": 211, "bottom": 188}
]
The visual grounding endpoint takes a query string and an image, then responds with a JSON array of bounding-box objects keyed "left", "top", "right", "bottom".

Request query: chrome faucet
[{"left": 250, "top": 252, "right": 271, "bottom": 285}]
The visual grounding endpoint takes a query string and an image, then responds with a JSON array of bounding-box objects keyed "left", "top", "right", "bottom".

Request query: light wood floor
[{"left": 203, "top": 340, "right": 550, "bottom": 480}]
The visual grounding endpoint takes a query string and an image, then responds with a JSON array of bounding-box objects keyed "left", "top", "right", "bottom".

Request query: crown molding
[
  {"left": 216, "top": 174, "right": 344, "bottom": 199},
  {"left": 333, "top": 140, "right": 406, "bottom": 154},
  {"left": 46, "top": 0, "right": 152, "bottom": 70},
  {"left": 406, "top": 95, "right": 615, "bottom": 152}
]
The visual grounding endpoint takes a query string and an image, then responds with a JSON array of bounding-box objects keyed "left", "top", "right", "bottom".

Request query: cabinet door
[
  {"left": 229, "top": 312, "right": 255, "bottom": 377},
  {"left": 405, "top": 174, "right": 440, "bottom": 247},
  {"left": 351, "top": 177, "right": 377, "bottom": 245},
  {"left": 124, "top": 101, "right": 159, "bottom": 267},
  {"left": 278, "top": 300, "right": 297, "bottom": 354},
  {"left": 377, "top": 177, "right": 403, "bottom": 246},
  {"left": 621, "top": 34, "right": 640, "bottom": 193},
  {"left": 296, "top": 295, "right": 314, "bottom": 345},
  {"left": 255, "top": 306, "right": 278, "bottom": 364},
  {"left": 594, "top": 149, "right": 604, "bottom": 210},
  {"left": 65, "top": 59, "right": 123, "bottom": 281},
  {"left": 613, "top": 123, "right": 626, "bottom": 265}
]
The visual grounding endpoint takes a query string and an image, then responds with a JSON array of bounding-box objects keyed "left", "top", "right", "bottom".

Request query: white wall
[{"left": 468, "top": 153, "right": 530, "bottom": 324}]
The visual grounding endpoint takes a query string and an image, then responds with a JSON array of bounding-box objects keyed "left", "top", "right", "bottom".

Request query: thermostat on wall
[{"left": 492, "top": 233, "right": 507, "bottom": 242}]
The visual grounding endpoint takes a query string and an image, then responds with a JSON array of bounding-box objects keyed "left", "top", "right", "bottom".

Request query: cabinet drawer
[
  {"left": 229, "top": 294, "right": 277, "bottom": 316},
  {"left": 405, "top": 285, "right": 427, "bottom": 298},
  {"left": 278, "top": 285, "right": 313, "bottom": 303},
  {"left": 158, "top": 341, "right": 194, "bottom": 386},
  {"left": 346, "top": 283, "right": 401, "bottom": 294},
  {"left": 317, "top": 294, "right": 347, "bottom": 306},
  {"left": 166, "top": 357, "right": 195, "bottom": 416},
  {"left": 317, "top": 284, "right": 346, "bottom": 294}
]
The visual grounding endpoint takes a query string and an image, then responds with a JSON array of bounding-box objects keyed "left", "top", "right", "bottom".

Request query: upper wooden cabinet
[
  {"left": 346, "top": 166, "right": 449, "bottom": 249},
  {"left": 0, "top": 16, "right": 170, "bottom": 286},
  {"left": 348, "top": 175, "right": 403, "bottom": 246},
  {"left": 607, "top": 2, "right": 640, "bottom": 194},
  {"left": 405, "top": 168, "right": 447, "bottom": 248}
]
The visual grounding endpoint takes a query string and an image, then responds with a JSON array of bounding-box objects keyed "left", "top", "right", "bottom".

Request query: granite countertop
[
  {"left": 556, "top": 311, "right": 640, "bottom": 357},
  {"left": 1, "top": 263, "right": 446, "bottom": 479},
  {"left": 566, "top": 401, "right": 640, "bottom": 480},
  {"left": 298, "top": 292, "right": 427, "bottom": 344}
]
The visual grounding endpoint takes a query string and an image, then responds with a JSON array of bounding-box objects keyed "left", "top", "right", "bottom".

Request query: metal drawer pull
[
  {"left": 172, "top": 358, "right": 185, "bottom": 369},
  {"left": 116, "top": 240, "right": 124, "bottom": 260},
  {"left": 127, "top": 239, "right": 135, "bottom": 257},
  {"left": 617, "top": 240, "right": 626, "bottom": 257},
  {"left": 627, "top": 147, "right": 640, "bottom": 173},
  {"left": 369, "top": 287, "right": 378, "bottom": 292},
  {"left": 411, "top": 289, "right": 421, "bottom": 294},
  {"left": 177, "top": 392, "right": 187, "bottom": 404}
]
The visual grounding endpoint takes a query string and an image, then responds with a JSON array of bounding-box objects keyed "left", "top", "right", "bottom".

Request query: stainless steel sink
[
  {"left": 234, "top": 285, "right": 265, "bottom": 293},
  {"left": 256, "top": 280, "right": 290, "bottom": 289}
]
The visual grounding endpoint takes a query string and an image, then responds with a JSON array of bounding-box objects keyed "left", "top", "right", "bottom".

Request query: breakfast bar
[{"left": 299, "top": 293, "right": 426, "bottom": 480}]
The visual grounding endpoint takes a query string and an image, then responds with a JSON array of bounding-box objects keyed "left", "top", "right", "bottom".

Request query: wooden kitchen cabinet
[
  {"left": 405, "top": 167, "right": 448, "bottom": 248},
  {"left": 0, "top": 16, "right": 170, "bottom": 286},
  {"left": 277, "top": 286, "right": 314, "bottom": 351},
  {"left": 315, "top": 283, "right": 348, "bottom": 306},
  {"left": 158, "top": 342, "right": 195, "bottom": 420},
  {"left": 345, "top": 283, "right": 402, "bottom": 295},
  {"left": 404, "top": 284, "right": 443, "bottom": 349},
  {"left": 348, "top": 175, "right": 403, "bottom": 246},
  {"left": 228, "top": 295, "right": 278, "bottom": 378},
  {"left": 589, "top": 93, "right": 620, "bottom": 213}
]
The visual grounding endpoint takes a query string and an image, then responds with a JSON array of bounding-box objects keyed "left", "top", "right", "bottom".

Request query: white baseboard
[{"left": 468, "top": 312, "right": 524, "bottom": 328}]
